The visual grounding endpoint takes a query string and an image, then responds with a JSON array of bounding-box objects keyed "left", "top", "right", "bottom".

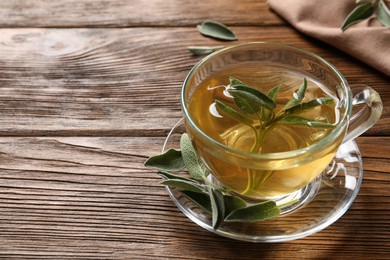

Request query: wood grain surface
[
  {"left": 0, "top": 0, "right": 282, "bottom": 27},
  {"left": 0, "top": 27, "right": 387, "bottom": 136},
  {"left": 0, "top": 137, "right": 389, "bottom": 259},
  {"left": 0, "top": 0, "right": 389, "bottom": 259}
]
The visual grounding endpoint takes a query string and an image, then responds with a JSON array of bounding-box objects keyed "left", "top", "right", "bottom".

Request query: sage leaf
[
  {"left": 376, "top": 0, "right": 390, "bottom": 28},
  {"left": 267, "top": 85, "right": 281, "bottom": 101},
  {"left": 263, "top": 85, "right": 281, "bottom": 121},
  {"left": 225, "top": 201, "right": 280, "bottom": 222},
  {"left": 209, "top": 188, "right": 225, "bottom": 229},
  {"left": 215, "top": 100, "right": 253, "bottom": 126},
  {"left": 284, "top": 97, "right": 334, "bottom": 115},
  {"left": 161, "top": 179, "right": 204, "bottom": 193},
  {"left": 198, "top": 20, "right": 237, "bottom": 41},
  {"left": 144, "top": 148, "right": 185, "bottom": 171},
  {"left": 187, "top": 46, "right": 224, "bottom": 56},
  {"left": 158, "top": 171, "right": 197, "bottom": 183},
  {"left": 229, "top": 90, "right": 258, "bottom": 114},
  {"left": 277, "top": 115, "right": 335, "bottom": 128},
  {"left": 283, "top": 78, "right": 307, "bottom": 110},
  {"left": 180, "top": 133, "right": 206, "bottom": 180},
  {"left": 223, "top": 194, "right": 247, "bottom": 217},
  {"left": 182, "top": 190, "right": 212, "bottom": 213},
  {"left": 341, "top": 3, "right": 374, "bottom": 31},
  {"left": 229, "top": 76, "right": 248, "bottom": 86},
  {"left": 230, "top": 85, "right": 276, "bottom": 110}
]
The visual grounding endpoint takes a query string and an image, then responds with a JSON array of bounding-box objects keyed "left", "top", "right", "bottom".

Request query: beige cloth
[{"left": 268, "top": 0, "right": 390, "bottom": 77}]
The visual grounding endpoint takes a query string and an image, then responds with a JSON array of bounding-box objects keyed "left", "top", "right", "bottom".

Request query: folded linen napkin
[{"left": 268, "top": 0, "right": 390, "bottom": 77}]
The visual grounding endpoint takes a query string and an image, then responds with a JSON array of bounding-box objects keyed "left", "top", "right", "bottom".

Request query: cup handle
[{"left": 342, "top": 85, "right": 383, "bottom": 144}]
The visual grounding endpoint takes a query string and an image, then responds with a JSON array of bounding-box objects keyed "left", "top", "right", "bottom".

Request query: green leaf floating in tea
[
  {"left": 284, "top": 97, "right": 334, "bottom": 115},
  {"left": 229, "top": 85, "right": 276, "bottom": 112},
  {"left": 277, "top": 115, "right": 335, "bottom": 128},
  {"left": 282, "top": 77, "right": 307, "bottom": 110},
  {"left": 215, "top": 100, "right": 254, "bottom": 126},
  {"left": 144, "top": 77, "right": 336, "bottom": 230}
]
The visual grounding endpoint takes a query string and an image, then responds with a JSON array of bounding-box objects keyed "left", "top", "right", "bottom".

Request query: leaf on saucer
[
  {"left": 158, "top": 171, "right": 197, "bottom": 183},
  {"left": 277, "top": 115, "right": 335, "bottom": 128},
  {"left": 161, "top": 179, "right": 204, "bottom": 193},
  {"left": 187, "top": 46, "right": 225, "bottom": 56},
  {"left": 180, "top": 133, "right": 206, "bottom": 180},
  {"left": 144, "top": 148, "right": 185, "bottom": 171},
  {"left": 223, "top": 194, "right": 247, "bottom": 216},
  {"left": 376, "top": 0, "right": 390, "bottom": 28},
  {"left": 198, "top": 20, "right": 237, "bottom": 41},
  {"left": 341, "top": 3, "right": 374, "bottom": 31},
  {"left": 209, "top": 188, "right": 225, "bottom": 229},
  {"left": 225, "top": 201, "right": 280, "bottom": 222},
  {"left": 182, "top": 190, "right": 212, "bottom": 213}
]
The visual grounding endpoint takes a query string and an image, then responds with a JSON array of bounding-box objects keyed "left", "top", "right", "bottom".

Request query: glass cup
[{"left": 181, "top": 42, "right": 382, "bottom": 206}]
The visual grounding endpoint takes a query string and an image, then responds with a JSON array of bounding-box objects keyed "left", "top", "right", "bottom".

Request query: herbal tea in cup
[{"left": 181, "top": 42, "right": 382, "bottom": 201}]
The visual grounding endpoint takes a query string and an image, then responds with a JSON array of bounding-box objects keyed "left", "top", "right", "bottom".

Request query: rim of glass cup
[{"left": 181, "top": 42, "right": 352, "bottom": 160}]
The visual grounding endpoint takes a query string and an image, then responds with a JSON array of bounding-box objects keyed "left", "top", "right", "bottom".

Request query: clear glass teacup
[{"left": 181, "top": 42, "right": 382, "bottom": 203}]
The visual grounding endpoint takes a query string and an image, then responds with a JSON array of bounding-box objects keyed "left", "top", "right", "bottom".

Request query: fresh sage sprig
[
  {"left": 216, "top": 77, "right": 334, "bottom": 147},
  {"left": 145, "top": 133, "right": 280, "bottom": 230},
  {"left": 341, "top": 0, "right": 390, "bottom": 30},
  {"left": 215, "top": 77, "right": 335, "bottom": 195}
]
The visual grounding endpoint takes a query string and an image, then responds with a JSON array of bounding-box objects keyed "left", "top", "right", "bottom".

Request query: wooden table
[{"left": 0, "top": 1, "right": 389, "bottom": 258}]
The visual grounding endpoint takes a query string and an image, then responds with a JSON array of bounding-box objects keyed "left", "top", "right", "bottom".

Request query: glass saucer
[{"left": 162, "top": 119, "right": 363, "bottom": 243}]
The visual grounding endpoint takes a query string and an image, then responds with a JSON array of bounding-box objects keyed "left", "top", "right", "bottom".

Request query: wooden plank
[
  {"left": 0, "top": 0, "right": 283, "bottom": 28},
  {"left": 0, "top": 136, "right": 389, "bottom": 258},
  {"left": 0, "top": 27, "right": 388, "bottom": 136}
]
